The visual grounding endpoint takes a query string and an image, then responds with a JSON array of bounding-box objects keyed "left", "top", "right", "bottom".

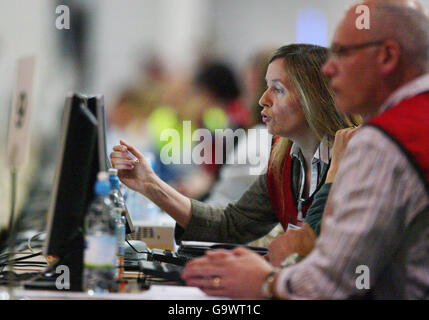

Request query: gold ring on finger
[{"left": 213, "top": 276, "right": 221, "bottom": 288}]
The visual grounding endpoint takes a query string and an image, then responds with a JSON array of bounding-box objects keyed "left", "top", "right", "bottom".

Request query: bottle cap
[{"left": 108, "top": 168, "right": 118, "bottom": 176}]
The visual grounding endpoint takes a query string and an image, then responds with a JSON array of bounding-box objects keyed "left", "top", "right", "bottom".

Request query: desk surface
[{"left": 12, "top": 285, "right": 226, "bottom": 300}]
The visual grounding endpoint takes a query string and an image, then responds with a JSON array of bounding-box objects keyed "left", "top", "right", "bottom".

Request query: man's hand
[
  {"left": 181, "top": 247, "right": 273, "bottom": 298},
  {"left": 326, "top": 127, "right": 360, "bottom": 183},
  {"left": 266, "top": 223, "right": 316, "bottom": 267}
]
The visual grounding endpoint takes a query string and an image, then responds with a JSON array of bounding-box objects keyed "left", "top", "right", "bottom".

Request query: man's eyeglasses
[{"left": 329, "top": 40, "right": 385, "bottom": 59}]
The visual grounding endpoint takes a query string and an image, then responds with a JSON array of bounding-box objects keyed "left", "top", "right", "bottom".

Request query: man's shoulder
[
  {"left": 343, "top": 125, "right": 428, "bottom": 196},
  {"left": 348, "top": 126, "right": 400, "bottom": 154},
  {"left": 341, "top": 126, "right": 418, "bottom": 183}
]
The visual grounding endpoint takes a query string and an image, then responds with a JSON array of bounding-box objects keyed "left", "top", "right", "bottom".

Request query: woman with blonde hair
[
  {"left": 110, "top": 44, "right": 360, "bottom": 250},
  {"left": 264, "top": 44, "right": 360, "bottom": 230}
]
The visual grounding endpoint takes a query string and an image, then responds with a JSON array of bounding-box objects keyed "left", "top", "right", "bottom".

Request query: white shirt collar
[
  {"left": 378, "top": 72, "right": 429, "bottom": 115},
  {"left": 290, "top": 137, "right": 331, "bottom": 165}
]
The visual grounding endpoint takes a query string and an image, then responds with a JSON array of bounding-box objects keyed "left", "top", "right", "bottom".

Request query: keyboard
[
  {"left": 149, "top": 245, "right": 268, "bottom": 267},
  {"left": 139, "top": 260, "right": 185, "bottom": 283},
  {"left": 124, "top": 260, "right": 141, "bottom": 271},
  {"left": 150, "top": 248, "right": 193, "bottom": 266},
  {"left": 22, "top": 272, "right": 62, "bottom": 291},
  {"left": 178, "top": 243, "right": 268, "bottom": 256}
]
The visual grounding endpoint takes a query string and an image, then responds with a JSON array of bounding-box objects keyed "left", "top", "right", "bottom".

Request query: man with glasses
[{"left": 181, "top": 0, "right": 429, "bottom": 299}]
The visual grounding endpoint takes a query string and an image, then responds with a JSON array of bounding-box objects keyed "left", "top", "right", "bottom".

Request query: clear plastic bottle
[
  {"left": 108, "top": 168, "right": 126, "bottom": 282},
  {"left": 83, "top": 171, "right": 117, "bottom": 293}
]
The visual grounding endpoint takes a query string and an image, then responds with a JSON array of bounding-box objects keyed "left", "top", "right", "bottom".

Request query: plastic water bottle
[
  {"left": 108, "top": 168, "right": 126, "bottom": 282},
  {"left": 83, "top": 171, "right": 117, "bottom": 293}
]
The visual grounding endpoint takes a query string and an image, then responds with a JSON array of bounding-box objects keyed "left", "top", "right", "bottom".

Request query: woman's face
[{"left": 259, "top": 58, "right": 309, "bottom": 139}]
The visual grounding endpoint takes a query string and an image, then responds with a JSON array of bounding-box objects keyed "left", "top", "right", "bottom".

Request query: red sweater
[
  {"left": 266, "top": 137, "right": 313, "bottom": 229},
  {"left": 367, "top": 92, "right": 429, "bottom": 191}
]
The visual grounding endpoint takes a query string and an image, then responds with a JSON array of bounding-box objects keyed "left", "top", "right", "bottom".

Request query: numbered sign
[{"left": 6, "top": 56, "right": 36, "bottom": 169}]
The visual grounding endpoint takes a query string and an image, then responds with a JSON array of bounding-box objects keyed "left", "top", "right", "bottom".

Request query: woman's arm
[
  {"left": 304, "top": 183, "right": 332, "bottom": 236},
  {"left": 176, "top": 173, "right": 279, "bottom": 244},
  {"left": 111, "top": 140, "right": 278, "bottom": 243}
]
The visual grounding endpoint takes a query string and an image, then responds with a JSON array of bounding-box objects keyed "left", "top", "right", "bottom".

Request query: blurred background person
[
  {"left": 173, "top": 60, "right": 250, "bottom": 200},
  {"left": 205, "top": 49, "right": 274, "bottom": 207},
  {"left": 106, "top": 88, "right": 151, "bottom": 154}
]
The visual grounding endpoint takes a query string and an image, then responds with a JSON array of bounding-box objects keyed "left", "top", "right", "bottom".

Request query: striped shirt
[{"left": 275, "top": 74, "right": 429, "bottom": 299}]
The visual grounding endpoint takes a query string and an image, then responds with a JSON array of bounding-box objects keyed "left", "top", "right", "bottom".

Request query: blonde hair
[{"left": 268, "top": 44, "right": 361, "bottom": 198}]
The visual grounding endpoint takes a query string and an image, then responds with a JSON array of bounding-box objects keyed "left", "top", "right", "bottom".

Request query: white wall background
[
  {"left": 0, "top": 0, "right": 428, "bottom": 228},
  {"left": 88, "top": 0, "right": 212, "bottom": 108},
  {"left": 0, "top": 0, "right": 71, "bottom": 228}
]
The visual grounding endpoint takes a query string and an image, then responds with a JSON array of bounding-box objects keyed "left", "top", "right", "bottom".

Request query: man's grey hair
[{"left": 369, "top": 2, "right": 429, "bottom": 72}]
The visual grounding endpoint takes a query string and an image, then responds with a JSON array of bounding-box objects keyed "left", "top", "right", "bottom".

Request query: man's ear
[{"left": 378, "top": 40, "right": 401, "bottom": 75}]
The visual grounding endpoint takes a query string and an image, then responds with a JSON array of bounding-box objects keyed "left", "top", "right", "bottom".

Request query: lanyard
[
  {"left": 297, "top": 156, "right": 306, "bottom": 225},
  {"left": 295, "top": 145, "right": 327, "bottom": 224}
]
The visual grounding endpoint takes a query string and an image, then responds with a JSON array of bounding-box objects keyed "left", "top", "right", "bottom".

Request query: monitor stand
[{"left": 25, "top": 231, "right": 84, "bottom": 292}]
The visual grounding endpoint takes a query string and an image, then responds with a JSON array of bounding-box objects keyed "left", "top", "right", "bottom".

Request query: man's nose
[{"left": 322, "top": 58, "right": 336, "bottom": 79}]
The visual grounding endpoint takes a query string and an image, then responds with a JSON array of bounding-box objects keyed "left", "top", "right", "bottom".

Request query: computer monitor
[{"left": 43, "top": 93, "right": 134, "bottom": 291}]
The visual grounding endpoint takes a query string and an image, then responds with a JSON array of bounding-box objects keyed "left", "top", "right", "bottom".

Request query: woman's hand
[
  {"left": 266, "top": 223, "right": 316, "bottom": 267},
  {"left": 182, "top": 247, "right": 274, "bottom": 299},
  {"left": 111, "top": 140, "right": 193, "bottom": 228},
  {"left": 110, "top": 140, "right": 155, "bottom": 194},
  {"left": 326, "top": 127, "right": 359, "bottom": 183}
]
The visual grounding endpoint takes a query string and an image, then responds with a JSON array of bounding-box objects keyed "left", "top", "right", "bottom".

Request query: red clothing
[
  {"left": 367, "top": 92, "right": 429, "bottom": 189},
  {"left": 266, "top": 137, "right": 312, "bottom": 230}
]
